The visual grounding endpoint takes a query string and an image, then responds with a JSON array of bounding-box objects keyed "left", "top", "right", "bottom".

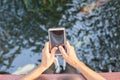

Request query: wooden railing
[{"left": 0, "top": 72, "right": 120, "bottom": 80}]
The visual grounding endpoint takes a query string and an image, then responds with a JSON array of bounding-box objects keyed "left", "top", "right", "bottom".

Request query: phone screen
[{"left": 49, "top": 29, "right": 66, "bottom": 55}]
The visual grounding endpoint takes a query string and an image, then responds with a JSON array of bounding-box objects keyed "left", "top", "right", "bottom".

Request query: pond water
[{"left": 0, "top": 0, "right": 120, "bottom": 74}]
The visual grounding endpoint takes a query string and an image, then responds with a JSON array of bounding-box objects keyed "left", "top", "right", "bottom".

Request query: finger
[
  {"left": 59, "top": 46, "right": 68, "bottom": 58},
  {"left": 51, "top": 47, "right": 58, "bottom": 56},
  {"left": 42, "top": 48, "right": 44, "bottom": 53},
  {"left": 66, "top": 41, "right": 70, "bottom": 46},
  {"left": 44, "top": 42, "right": 49, "bottom": 53},
  {"left": 66, "top": 41, "right": 71, "bottom": 51}
]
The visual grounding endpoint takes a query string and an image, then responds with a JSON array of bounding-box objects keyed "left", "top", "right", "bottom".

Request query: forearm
[
  {"left": 75, "top": 61, "right": 106, "bottom": 80},
  {"left": 20, "top": 65, "right": 46, "bottom": 80}
]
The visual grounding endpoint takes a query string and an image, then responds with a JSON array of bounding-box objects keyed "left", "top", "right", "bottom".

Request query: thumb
[
  {"left": 59, "top": 46, "right": 67, "bottom": 58},
  {"left": 51, "top": 47, "right": 58, "bottom": 56}
]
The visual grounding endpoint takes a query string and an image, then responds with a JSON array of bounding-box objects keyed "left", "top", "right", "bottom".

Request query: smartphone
[{"left": 48, "top": 28, "right": 66, "bottom": 55}]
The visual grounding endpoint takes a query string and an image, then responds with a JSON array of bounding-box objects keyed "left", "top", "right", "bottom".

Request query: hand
[
  {"left": 41, "top": 42, "right": 58, "bottom": 69},
  {"left": 59, "top": 41, "right": 80, "bottom": 68},
  {"left": 20, "top": 42, "right": 57, "bottom": 80}
]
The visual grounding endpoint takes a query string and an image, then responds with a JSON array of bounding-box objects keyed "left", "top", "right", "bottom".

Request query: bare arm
[
  {"left": 20, "top": 65, "right": 46, "bottom": 80},
  {"left": 21, "top": 42, "right": 57, "bottom": 80},
  {"left": 59, "top": 41, "right": 106, "bottom": 80}
]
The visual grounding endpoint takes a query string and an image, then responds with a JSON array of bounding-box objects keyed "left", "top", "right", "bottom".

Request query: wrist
[
  {"left": 71, "top": 59, "right": 80, "bottom": 69},
  {"left": 38, "top": 64, "right": 48, "bottom": 72},
  {"left": 74, "top": 60, "right": 85, "bottom": 70},
  {"left": 20, "top": 64, "right": 48, "bottom": 80}
]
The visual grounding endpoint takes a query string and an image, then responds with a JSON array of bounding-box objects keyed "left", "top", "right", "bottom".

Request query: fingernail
[
  {"left": 55, "top": 47, "right": 58, "bottom": 50},
  {"left": 59, "top": 46, "right": 62, "bottom": 50},
  {"left": 59, "top": 46, "right": 61, "bottom": 48}
]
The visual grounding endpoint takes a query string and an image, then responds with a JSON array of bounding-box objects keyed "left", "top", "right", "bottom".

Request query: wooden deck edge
[{"left": 0, "top": 72, "right": 120, "bottom": 80}]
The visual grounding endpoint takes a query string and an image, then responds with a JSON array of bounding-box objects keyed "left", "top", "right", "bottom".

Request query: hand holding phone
[{"left": 48, "top": 28, "right": 66, "bottom": 55}]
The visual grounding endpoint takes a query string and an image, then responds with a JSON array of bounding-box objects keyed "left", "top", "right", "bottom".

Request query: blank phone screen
[{"left": 49, "top": 30, "right": 65, "bottom": 54}]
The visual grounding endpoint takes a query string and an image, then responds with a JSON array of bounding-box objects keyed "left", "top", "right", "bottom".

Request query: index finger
[
  {"left": 66, "top": 41, "right": 71, "bottom": 50},
  {"left": 44, "top": 42, "right": 50, "bottom": 53}
]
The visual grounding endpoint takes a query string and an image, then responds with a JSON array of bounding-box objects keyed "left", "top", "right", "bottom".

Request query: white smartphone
[{"left": 48, "top": 28, "right": 66, "bottom": 55}]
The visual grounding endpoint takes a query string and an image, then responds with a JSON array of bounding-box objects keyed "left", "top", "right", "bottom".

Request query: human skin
[
  {"left": 21, "top": 41, "right": 106, "bottom": 80},
  {"left": 59, "top": 41, "right": 106, "bottom": 80},
  {"left": 20, "top": 42, "right": 58, "bottom": 80}
]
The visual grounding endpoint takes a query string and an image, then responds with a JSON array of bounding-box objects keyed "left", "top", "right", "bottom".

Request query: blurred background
[{"left": 0, "top": 0, "right": 120, "bottom": 74}]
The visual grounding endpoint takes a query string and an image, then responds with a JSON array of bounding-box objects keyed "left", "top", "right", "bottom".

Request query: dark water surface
[{"left": 0, "top": 0, "right": 120, "bottom": 73}]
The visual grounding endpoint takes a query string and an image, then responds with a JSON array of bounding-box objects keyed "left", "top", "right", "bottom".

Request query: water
[{"left": 0, "top": 0, "right": 120, "bottom": 74}]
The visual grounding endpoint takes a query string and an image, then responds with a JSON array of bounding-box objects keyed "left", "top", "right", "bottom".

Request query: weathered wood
[
  {"left": 0, "top": 72, "right": 120, "bottom": 80},
  {"left": 99, "top": 72, "right": 120, "bottom": 80}
]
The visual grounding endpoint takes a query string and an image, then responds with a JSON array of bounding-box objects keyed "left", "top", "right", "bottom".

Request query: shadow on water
[{"left": 0, "top": 0, "right": 120, "bottom": 73}]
